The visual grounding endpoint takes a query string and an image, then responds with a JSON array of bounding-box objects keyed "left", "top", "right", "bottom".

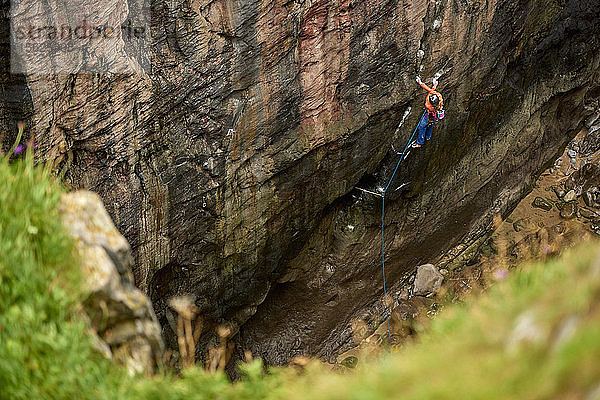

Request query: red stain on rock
[
  {"left": 300, "top": 1, "right": 329, "bottom": 39},
  {"left": 299, "top": 0, "right": 352, "bottom": 144}
]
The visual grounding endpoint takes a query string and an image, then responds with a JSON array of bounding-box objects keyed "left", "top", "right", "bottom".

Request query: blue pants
[{"left": 416, "top": 113, "right": 433, "bottom": 145}]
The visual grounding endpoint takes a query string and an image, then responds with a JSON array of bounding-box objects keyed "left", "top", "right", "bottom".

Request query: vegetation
[
  {"left": 0, "top": 132, "right": 134, "bottom": 399},
  {"left": 1, "top": 141, "right": 599, "bottom": 399}
]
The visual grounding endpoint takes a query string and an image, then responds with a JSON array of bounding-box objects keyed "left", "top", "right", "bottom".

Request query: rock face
[
  {"left": 58, "top": 191, "right": 164, "bottom": 375},
  {"left": 2, "top": 0, "right": 600, "bottom": 366}
]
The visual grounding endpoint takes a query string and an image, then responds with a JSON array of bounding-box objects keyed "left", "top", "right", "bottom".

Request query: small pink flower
[
  {"left": 542, "top": 245, "right": 552, "bottom": 255},
  {"left": 494, "top": 268, "right": 509, "bottom": 280}
]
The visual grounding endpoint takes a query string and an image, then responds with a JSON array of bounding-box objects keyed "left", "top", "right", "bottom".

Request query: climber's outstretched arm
[{"left": 416, "top": 76, "right": 434, "bottom": 93}]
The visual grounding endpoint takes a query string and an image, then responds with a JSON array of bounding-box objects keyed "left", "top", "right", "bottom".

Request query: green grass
[
  {"left": 0, "top": 144, "right": 128, "bottom": 400},
  {"left": 1, "top": 142, "right": 599, "bottom": 399}
]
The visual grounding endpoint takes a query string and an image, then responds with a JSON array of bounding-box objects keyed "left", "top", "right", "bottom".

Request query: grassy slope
[
  {"left": 1, "top": 151, "right": 599, "bottom": 399},
  {"left": 0, "top": 149, "right": 128, "bottom": 400}
]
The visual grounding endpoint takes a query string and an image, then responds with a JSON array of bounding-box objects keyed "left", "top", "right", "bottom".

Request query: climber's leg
[
  {"left": 415, "top": 113, "right": 429, "bottom": 146},
  {"left": 425, "top": 121, "right": 433, "bottom": 141}
]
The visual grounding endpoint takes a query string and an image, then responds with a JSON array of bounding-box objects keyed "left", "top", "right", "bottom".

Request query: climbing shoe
[{"left": 412, "top": 141, "right": 422, "bottom": 148}]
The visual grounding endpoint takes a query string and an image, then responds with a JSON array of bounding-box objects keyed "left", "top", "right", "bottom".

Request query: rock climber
[{"left": 412, "top": 76, "right": 444, "bottom": 148}]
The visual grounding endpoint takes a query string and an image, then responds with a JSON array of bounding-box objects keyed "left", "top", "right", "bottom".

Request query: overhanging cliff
[{"left": 1, "top": 0, "right": 599, "bottom": 366}]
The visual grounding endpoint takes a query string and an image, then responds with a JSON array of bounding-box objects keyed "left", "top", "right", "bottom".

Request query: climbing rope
[{"left": 380, "top": 110, "right": 426, "bottom": 344}]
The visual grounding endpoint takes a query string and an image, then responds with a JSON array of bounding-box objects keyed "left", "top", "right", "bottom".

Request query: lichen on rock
[{"left": 58, "top": 191, "right": 164, "bottom": 375}]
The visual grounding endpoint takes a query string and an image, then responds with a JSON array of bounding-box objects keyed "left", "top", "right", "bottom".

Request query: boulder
[
  {"left": 413, "top": 264, "right": 444, "bottom": 297},
  {"left": 580, "top": 207, "right": 600, "bottom": 221},
  {"left": 567, "top": 149, "right": 577, "bottom": 159},
  {"left": 513, "top": 218, "right": 532, "bottom": 232},
  {"left": 532, "top": 197, "right": 553, "bottom": 212},
  {"left": 563, "top": 190, "right": 578, "bottom": 203},
  {"left": 565, "top": 163, "right": 600, "bottom": 197},
  {"left": 58, "top": 191, "right": 164, "bottom": 375},
  {"left": 583, "top": 186, "right": 600, "bottom": 209},
  {"left": 559, "top": 201, "right": 578, "bottom": 220},
  {"left": 340, "top": 356, "right": 358, "bottom": 369},
  {"left": 551, "top": 186, "right": 565, "bottom": 199}
]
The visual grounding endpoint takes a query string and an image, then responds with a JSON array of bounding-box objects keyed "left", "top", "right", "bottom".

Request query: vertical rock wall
[{"left": 1, "top": 0, "right": 599, "bottom": 364}]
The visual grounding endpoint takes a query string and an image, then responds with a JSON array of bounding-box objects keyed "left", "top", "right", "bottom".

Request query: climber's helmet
[{"left": 429, "top": 94, "right": 440, "bottom": 108}]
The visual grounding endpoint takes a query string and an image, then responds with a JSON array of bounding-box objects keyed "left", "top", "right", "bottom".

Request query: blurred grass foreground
[{"left": 1, "top": 148, "right": 600, "bottom": 399}]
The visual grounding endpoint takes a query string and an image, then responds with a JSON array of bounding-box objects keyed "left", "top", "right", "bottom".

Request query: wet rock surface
[
  {"left": 1, "top": 0, "right": 599, "bottom": 366},
  {"left": 532, "top": 197, "right": 553, "bottom": 212},
  {"left": 58, "top": 191, "right": 164, "bottom": 375}
]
